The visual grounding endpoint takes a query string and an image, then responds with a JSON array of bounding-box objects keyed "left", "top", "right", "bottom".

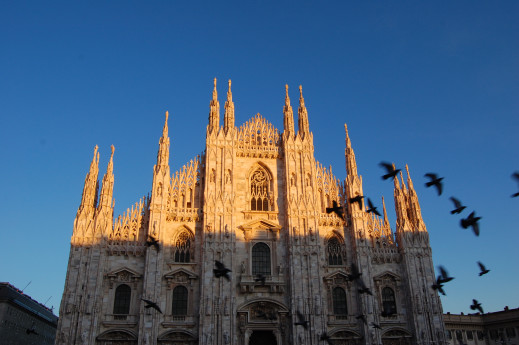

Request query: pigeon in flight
[
  {"left": 214, "top": 260, "right": 232, "bottom": 281},
  {"left": 26, "top": 323, "right": 38, "bottom": 335},
  {"left": 294, "top": 310, "right": 309, "bottom": 330},
  {"left": 141, "top": 298, "right": 163, "bottom": 314},
  {"left": 371, "top": 322, "right": 382, "bottom": 329},
  {"left": 365, "top": 198, "right": 381, "bottom": 217},
  {"left": 355, "top": 314, "right": 367, "bottom": 324},
  {"left": 379, "top": 162, "right": 401, "bottom": 180},
  {"left": 477, "top": 261, "right": 490, "bottom": 276},
  {"left": 470, "top": 299, "right": 484, "bottom": 314},
  {"left": 254, "top": 274, "right": 266, "bottom": 285},
  {"left": 347, "top": 263, "right": 362, "bottom": 281},
  {"left": 145, "top": 235, "right": 160, "bottom": 251},
  {"left": 357, "top": 279, "right": 373, "bottom": 295},
  {"left": 424, "top": 173, "right": 444, "bottom": 195},
  {"left": 431, "top": 276, "right": 446, "bottom": 296},
  {"left": 320, "top": 332, "right": 335, "bottom": 345},
  {"left": 512, "top": 172, "right": 519, "bottom": 197},
  {"left": 349, "top": 195, "right": 364, "bottom": 210},
  {"left": 326, "top": 200, "right": 345, "bottom": 220},
  {"left": 449, "top": 197, "right": 466, "bottom": 214},
  {"left": 437, "top": 266, "right": 454, "bottom": 284},
  {"left": 460, "top": 211, "right": 481, "bottom": 236}
]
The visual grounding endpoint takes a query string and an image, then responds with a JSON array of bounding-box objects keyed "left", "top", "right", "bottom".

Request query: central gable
[
  {"left": 238, "top": 218, "right": 282, "bottom": 241},
  {"left": 236, "top": 113, "right": 281, "bottom": 158}
]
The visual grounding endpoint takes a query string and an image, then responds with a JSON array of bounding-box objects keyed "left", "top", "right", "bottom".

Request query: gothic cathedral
[{"left": 56, "top": 80, "right": 447, "bottom": 345}]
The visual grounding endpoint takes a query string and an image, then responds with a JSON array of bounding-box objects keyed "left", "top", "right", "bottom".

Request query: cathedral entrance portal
[{"left": 249, "top": 330, "right": 277, "bottom": 345}]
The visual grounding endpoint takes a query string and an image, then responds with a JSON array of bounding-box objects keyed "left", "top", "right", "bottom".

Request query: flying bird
[
  {"left": 26, "top": 323, "right": 38, "bottom": 335},
  {"left": 254, "top": 274, "right": 266, "bottom": 285},
  {"left": 347, "top": 263, "right": 362, "bottom": 281},
  {"left": 449, "top": 197, "right": 466, "bottom": 214},
  {"left": 431, "top": 276, "right": 446, "bottom": 296},
  {"left": 470, "top": 299, "right": 484, "bottom": 314},
  {"left": 141, "top": 298, "right": 163, "bottom": 314},
  {"left": 357, "top": 279, "right": 373, "bottom": 295},
  {"left": 437, "top": 266, "right": 454, "bottom": 284},
  {"left": 355, "top": 314, "right": 367, "bottom": 324},
  {"left": 371, "top": 322, "right": 382, "bottom": 329},
  {"left": 460, "top": 211, "right": 481, "bottom": 236},
  {"left": 349, "top": 195, "right": 364, "bottom": 210},
  {"left": 145, "top": 235, "right": 160, "bottom": 251},
  {"left": 365, "top": 198, "right": 381, "bottom": 217},
  {"left": 512, "top": 172, "right": 519, "bottom": 197},
  {"left": 294, "top": 310, "right": 309, "bottom": 329},
  {"left": 477, "top": 261, "right": 490, "bottom": 276},
  {"left": 379, "top": 162, "right": 401, "bottom": 180},
  {"left": 213, "top": 260, "right": 231, "bottom": 281},
  {"left": 326, "top": 200, "right": 345, "bottom": 220},
  {"left": 320, "top": 332, "right": 334, "bottom": 345},
  {"left": 424, "top": 173, "right": 444, "bottom": 195}
]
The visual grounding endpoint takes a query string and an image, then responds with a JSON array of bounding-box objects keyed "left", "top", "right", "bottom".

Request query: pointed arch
[
  {"left": 173, "top": 226, "right": 195, "bottom": 263},
  {"left": 248, "top": 163, "right": 274, "bottom": 212},
  {"left": 325, "top": 231, "right": 345, "bottom": 266}
]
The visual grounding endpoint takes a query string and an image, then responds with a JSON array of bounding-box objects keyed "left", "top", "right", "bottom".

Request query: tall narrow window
[
  {"left": 250, "top": 167, "right": 272, "bottom": 211},
  {"left": 113, "top": 284, "right": 131, "bottom": 315},
  {"left": 172, "top": 286, "right": 188, "bottom": 316},
  {"left": 382, "top": 287, "right": 397, "bottom": 315},
  {"left": 252, "top": 242, "right": 271, "bottom": 276},
  {"left": 174, "top": 230, "right": 194, "bottom": 263},
  {"left": 327, "top": 237, "right": 344, "bottom": 266},
  {"left": 332, "top": 287, "right": 347, "bottom": 315}
]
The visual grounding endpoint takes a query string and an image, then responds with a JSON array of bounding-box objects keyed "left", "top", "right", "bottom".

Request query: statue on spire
[
  {"left": 283, "top": 84, "right": 294, "bottom": 137},
  {"left": 208, "top": 78, "right": 220, "bottom": 134},
  {"left": 224, "top": 79, "right": 235, "bottom": 135},
  {"left": 297, "top": 85, "right": 310, "bottom": 139}
]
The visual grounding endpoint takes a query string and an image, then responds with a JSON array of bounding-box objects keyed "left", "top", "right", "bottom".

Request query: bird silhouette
[
  {"left": 371, "top": 322, "right": 382, "bottom": 329},
  {"left": 470, "top": 299, "right": 484, "bottom": 314},
  {"left": 460, "top": 211, "right": 481, "bottom": 236},
  {"left": 365, "top": 198, "right": 381, "bottom": 217},
  {"left": 141, "top": 298, "right": 162, "bottom": 314},
  {"left": 477, "top": 261, "right": 490, "bottom": 276},
  {"left": 449, "top": 197, "right": 466, "bottom": 214},
  {"left": 349, "top": 195, "right": 364, "bottom": 210},
  {"left": 379, "top": 162, "right": 401, "bottom": 180},
  {"left": 320, "top": 332, "right": 334, "bottom": 345},
  {"left": 424, "top": 173, "right": 444, "bottom": 195},
  {"left": 26, "top": 323, "right": 38, "bottom": 335},
  {"left": 213, "top": 260, "right": 231, "bottom": 281},
  {"left": 145, "top": 235, "right": 160, "bottom": 251},
  {"left": 347, "top": 263, "right": 362, "bottom": 281},
  {"left": 357, "top": 279, "right": 373, "bottom": 295},
  {"left": 431, "top": 276, "right": 446, "bottom": 296},
  {"left": 355, "top": 314, "right": 367, "bottom": 324},
  {"left": 326, "top": 200, "right": 345, "bottom": 220},
  {"left": 437, "top": 266, "right": 454, "bottom": 284},
  {"left": 254, "top": 274, "right": 266, "bottom": 285},
  {"left": 294, "top": 310, "right": 309, "bottom": 329},
  {"left": 512, "top": 172, "right": 519, "bottom": 197}
]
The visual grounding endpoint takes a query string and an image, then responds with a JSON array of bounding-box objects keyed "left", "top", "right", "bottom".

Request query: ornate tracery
[
  {"left": 174, "top": 229, "right": 194, "bottom": 263},
  {"left": 249, "top": 166, "right": 273, "bottom": 211}
]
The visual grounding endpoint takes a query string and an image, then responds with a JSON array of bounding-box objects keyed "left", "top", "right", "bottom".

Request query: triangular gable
[
  {"left": 239, "top": 218, "right": 282, "bottom": 241},
  {"left": 105, "top": 267, "right": 142, "bottom": 288},
  {"left": 164, "top": 268, "right": 198, "bottom": 280},
  {"left": 373, "top": 271, "right": 401, "bottom": 282}
]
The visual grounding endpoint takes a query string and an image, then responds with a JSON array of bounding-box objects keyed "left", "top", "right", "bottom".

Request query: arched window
[
  {"left": 332, "top": 287, "right": 347, "bottom": 315},
  {"left": 172, "top": 286, "right": 188, "bottom": 316},
  {"left": 252, "top": 242, "right": 271, "bottom": 276},
  {"left": 250, "top": 167, "right": 272, "bottom": 211},
  {"left": 327, "top": 236, "right": 344, "bottom": 266},
  {"left": 382, "top": 287, "right": 397, "bottom": 315},
  {"left": 113, "top": 284, "right": 131, "bottom": 315},
  {"left": 174, "top": 230, "right": 194, "bottom": 263}
]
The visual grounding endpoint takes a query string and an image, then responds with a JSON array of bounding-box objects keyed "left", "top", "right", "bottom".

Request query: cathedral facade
[{"left": 56, "top": 80, "right": 447, "bottom": 345}]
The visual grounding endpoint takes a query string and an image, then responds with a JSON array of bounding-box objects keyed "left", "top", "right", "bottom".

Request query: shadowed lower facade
[{"left": 56, "top": 80, "right": 447, "bottom": 345}]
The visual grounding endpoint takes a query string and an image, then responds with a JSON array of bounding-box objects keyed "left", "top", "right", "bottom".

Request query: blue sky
[{"left": 0, "top": 1, "right": 517, "bottom": 316}]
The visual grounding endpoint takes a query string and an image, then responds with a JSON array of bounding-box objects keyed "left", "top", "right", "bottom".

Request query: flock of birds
[{"left": 29, "top": 167, "right": 516, "bottom": 341}]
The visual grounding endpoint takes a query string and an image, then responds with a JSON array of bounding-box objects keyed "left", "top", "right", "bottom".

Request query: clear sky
[{"left": 1, "top": 1, "right": 517, "bottom": 316}]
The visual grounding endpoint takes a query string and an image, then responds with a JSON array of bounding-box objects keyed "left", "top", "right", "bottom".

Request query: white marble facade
[{"left": 56, "top": 80, "right": 447, "bottom": 345}]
